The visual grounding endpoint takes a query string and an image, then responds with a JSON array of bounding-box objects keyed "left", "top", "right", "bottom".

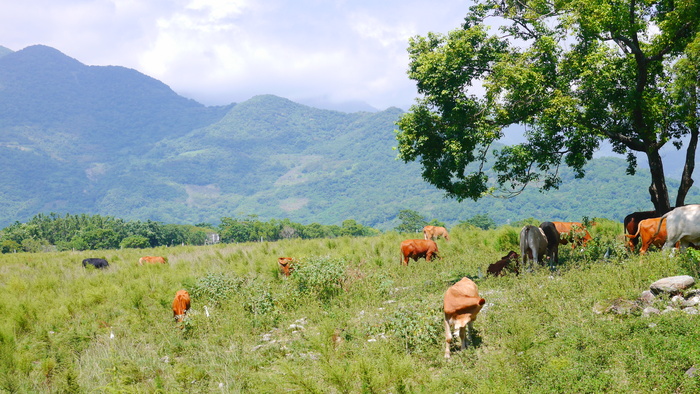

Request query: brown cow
[
  {"left": 277, "top": 257, "right": 296, "bottom": 277},
  {"left": 552, "top": 222, "right": 592, "bottom": 248},
  {"left": 423, "top": 225, "right": 450, "bottom": 241},
  {"left": 625, "top": 217, "right": 667, "bottom": 255},
  {"left": 443, "top": 277, "right": 486, "bottom": 358},
  {"left": 400, "top": 239, "right": 439, "bottom": 266},
  {"left": 623, "top": 210, "right": 664, "bottom": 251},
  {"left": 172, "top": 290, "right": 191, "bottom": 323},
  {"left": 487, "top": 251, "right": 520, "bottom": 276},
  {"left": 139, "top": 256, "right": 167, "bottom": 265}
]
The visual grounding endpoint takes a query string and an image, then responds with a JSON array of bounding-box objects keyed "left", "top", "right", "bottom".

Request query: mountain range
[{"left": 0, "top": 44, "right": 698, "bottom": 230}]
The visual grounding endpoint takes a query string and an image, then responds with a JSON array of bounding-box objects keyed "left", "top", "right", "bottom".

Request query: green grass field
[{"left": 1, "top": 221, "right": 699, "bottom": 393}]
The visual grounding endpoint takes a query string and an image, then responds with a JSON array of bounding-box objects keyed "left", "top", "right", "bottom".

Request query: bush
[
  {"left": 291, "top": 256, "right": 348, "bottom": 302},
  {"left": 378, "top": 301, "right": 442, "bottom": 353},
  {"left": 190, "top": 273, "right": 243, "bottom": 306},
  {"left": 493, "top": 226, "right": 520, "bottom": 251}
]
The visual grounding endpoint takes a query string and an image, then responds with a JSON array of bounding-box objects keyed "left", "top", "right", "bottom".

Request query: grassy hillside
[{"left": 2, "top": 224, "right": 700, "bottom": 392}]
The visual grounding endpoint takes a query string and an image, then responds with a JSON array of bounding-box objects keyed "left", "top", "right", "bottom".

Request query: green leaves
[{"left": 396, "top": 0, "right": 700, "bottom": 210}]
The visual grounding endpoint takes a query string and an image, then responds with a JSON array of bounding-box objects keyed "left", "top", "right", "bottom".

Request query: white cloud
[{"left": 1, "top": 0, "right": 469, "bottom": 110}]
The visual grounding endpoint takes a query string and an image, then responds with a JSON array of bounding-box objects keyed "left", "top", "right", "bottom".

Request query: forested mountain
[{"left": 0, "top": 45, "right": 698, "bottom": 229}]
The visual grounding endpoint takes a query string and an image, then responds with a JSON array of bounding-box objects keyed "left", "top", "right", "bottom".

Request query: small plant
[
  {"left": 190, "top": 272, "right": 243, "bottom": 306},
  {"left": 680, "top": 249, "right": 700, "bottom": 278},
  {"left": 378, "top": 301, "right": 442, "bottom": 353},
  {"left": 493, "top": 226, "right": 520, "bottom": 251},
  {"left": 291, "top": 256, "right": 348, "bottom": 302}
]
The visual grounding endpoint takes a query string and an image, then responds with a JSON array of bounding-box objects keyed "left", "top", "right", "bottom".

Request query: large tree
[{"left": 396, "top": 0, "right": 700, "bottom": 213}]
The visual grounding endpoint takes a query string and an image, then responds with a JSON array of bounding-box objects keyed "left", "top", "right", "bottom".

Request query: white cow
[
  {"left": 659, "top": 205, "right": 700, "bottom": 251},
  {"left": 520, "top": 225, "right": 549, "bottom": 271},
  {"left": 443, "top": 277, "right": 485, "bottom": 358}
]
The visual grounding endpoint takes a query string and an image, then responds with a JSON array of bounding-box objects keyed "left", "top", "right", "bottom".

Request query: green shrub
[
  {"left": 378, "top": 301, "right": 442, "bottom": 353},
  {"left": 493, "top": 226, "right": 520, "bottom": 251},
  {"left": 190, "top": 273, "right": 243, "bottom": 306},
  {"left": 291, "top": 256, "right": 347, "bottom": 302}
]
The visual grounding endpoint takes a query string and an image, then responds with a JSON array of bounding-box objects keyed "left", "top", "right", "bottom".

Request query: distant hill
[{"left": 0, "top": 44, "right": 698, "bottom": 229}]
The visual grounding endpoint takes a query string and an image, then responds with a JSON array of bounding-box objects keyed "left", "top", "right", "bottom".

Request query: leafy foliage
[
  {"left": 291, "top": 256, "right": 348, "bottom": 302},
  {"left": 394, "top": 209, "right": 427, "bottom": 233},
  {"left": 396, "top": 0, "right": 700, "bottom": 212}
]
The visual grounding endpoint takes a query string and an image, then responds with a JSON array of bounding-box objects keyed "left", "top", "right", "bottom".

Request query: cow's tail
[
  {"left": 624, "top": 225, "right": 642, "bottom": 240},
  {"left": 652, "top": 212, "right": 670, "bottom": 240}
]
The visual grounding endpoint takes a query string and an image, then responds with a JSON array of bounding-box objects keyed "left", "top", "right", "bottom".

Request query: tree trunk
[
  {"left": 675, "top": 83, "right": 698, "bottom": 208},
  {"left": 646, "top": 149, "right": 671, "bottom": 212}
]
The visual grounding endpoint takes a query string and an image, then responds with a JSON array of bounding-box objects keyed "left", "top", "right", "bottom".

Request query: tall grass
[{"left": 1, "top": 225, "right": 699, "bottom": 392}]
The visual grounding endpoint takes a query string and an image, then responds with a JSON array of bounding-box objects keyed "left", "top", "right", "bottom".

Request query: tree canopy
[{"left": 396, "top": 0, "right": 700, "bottom": 213}]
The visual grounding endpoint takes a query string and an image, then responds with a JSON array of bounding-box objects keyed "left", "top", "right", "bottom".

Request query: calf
[
  {"left": 400, "top": 239, "right": 439, "bottom": 266},
  {"left": 82, "top": 258, "right": 109, "bottom": 269},
  {"left": 443, "top": 277, "right": 486, "bottom": 358},
  {"left": 277, "top": 257, "right": 296, "bottom": 277},
  {"left": 172, "top": 290, "right": 191, "bottom": 323},
  {"left": 487, "top": 251, "right": 520, "bottom": 276}
]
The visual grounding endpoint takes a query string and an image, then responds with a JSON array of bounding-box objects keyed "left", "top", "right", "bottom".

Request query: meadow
[{"left": 1, "top": 220, "right": 700, "bottom": 393}]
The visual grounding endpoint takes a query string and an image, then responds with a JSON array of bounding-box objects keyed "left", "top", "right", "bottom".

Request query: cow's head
[
  {"left": 502, "top": 250, "right": 519, "bottom": 260},
  {"left": 278, "top": 257, "right": 295, "bottom": 277}
]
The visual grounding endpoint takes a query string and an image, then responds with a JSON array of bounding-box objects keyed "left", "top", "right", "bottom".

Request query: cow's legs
[
  {"left": 444, "top": 319, "right": 452, "bottom": 358},
  {"left": 459, "top": 325, "right": 468, "bottom": 350}
]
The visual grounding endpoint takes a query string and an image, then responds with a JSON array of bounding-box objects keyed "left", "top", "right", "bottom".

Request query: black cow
[
  {"left": 539, "top": 221, "right": 560, "bottom": 266},
  {"left": 82, "top": 258, "right": 109, "bottom": 269}
]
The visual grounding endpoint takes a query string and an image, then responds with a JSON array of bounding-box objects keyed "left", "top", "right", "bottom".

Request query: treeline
[{"left": 0, "top": 213, "right": 379, "bottom": 253}]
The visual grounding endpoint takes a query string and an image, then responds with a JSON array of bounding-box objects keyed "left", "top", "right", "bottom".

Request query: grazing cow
[
  {"left": 400, "top": 239, "right": 439, "bottom": 266},
  {"left": 82, "top": 258, "right": 109, "bottom": 269},
  {"left": 539, "top": 222, "right": 560, "bottom": 265},
  {"left": 623, "top": 210, "right": 662, "bottom": 251},
  {"left": 520, "top": 225, "right": 548, "bottom": 271},
  {"left": 172, "top": 290, "right": 191, "bottom": 323},
  {"left": 552, "top": 221, "right": 592, "bottom": 248},
  {"left": 138, "top": 256, "right": 167, "bottom": 265},
  {"left": 443, "top": 277, "right": 486, "bottom": 358},
  {"left": 487, "top": 251, "right": 520, "bottom": 276},
  {"left": 423, "top": 225, "right": 450, "bottom": 241},
  {"left": 658, "top": 205, "right": 700, "bottom": 251},
  {"left": 625, "top": 217, "right": 667, "bottom": 255},
  {"left": 277, "top": 257, "right": 296, "bottom": 277}
]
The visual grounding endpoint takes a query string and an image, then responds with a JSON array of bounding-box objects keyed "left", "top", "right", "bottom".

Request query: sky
[{"left": 0, "top": 0, "right": 471, "bottom": 111}]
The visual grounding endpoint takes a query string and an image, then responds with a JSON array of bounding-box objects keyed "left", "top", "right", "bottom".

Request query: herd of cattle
[
  {"left": 81, "top": 255, "right": 191, "bottom": 322},
  {"left": 78, "top": 205, "right": 700, "bottom": 356}
]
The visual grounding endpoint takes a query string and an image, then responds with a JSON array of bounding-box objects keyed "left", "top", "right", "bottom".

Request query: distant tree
[
  {"left": 427, "top": 218, "right": 446, "bottom": 227},
  {"left": 1, "top": 239, "right": 21, "bottom": 253},
  {"left": 395, "top": 209, "right": 428, "bottom": 233},
  {"left": 301, "top": 222, "right": 327, "bottom": 239},
  {"left": 120, "top": 235, "right": 151, "bottom": 249},
  {"left": 461, "top": 214, "right": 496, "bottom": 230}
]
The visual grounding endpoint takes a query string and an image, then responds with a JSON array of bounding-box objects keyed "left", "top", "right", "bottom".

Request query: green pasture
[{"left": 1, "top": 222, "right": 700, "bottom": 393}]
